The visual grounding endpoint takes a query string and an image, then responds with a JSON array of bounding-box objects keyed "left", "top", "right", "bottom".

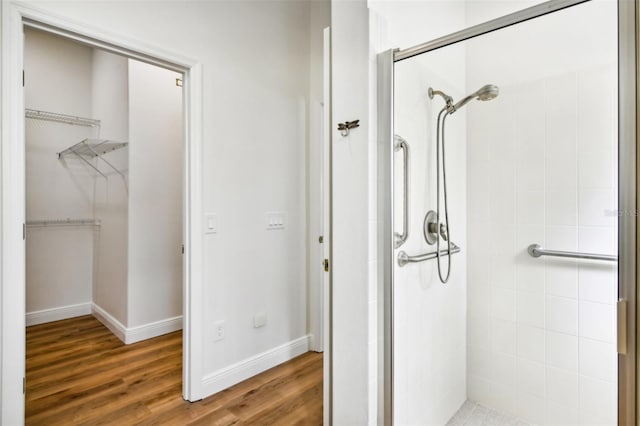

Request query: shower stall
[{"left": 377, "top": 1, "right": 636, "bottom": 425}]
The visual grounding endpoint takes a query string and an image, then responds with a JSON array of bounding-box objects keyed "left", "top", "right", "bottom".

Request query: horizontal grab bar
[
  {"left": 527, "top": 243, "right": 617, "bottom": 262},
  {"left": 398, "top": 242, "right": 461, "bottom": 267}
]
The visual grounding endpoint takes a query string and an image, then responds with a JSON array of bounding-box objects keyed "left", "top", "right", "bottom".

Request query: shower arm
[{"left": 428, "top": 88, "right": 453, "bottom": 109}]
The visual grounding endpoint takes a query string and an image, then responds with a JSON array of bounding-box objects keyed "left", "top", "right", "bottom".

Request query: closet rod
[
  {"left": 26, "top": 218, "right": 101, "bottom": 228},
  {"left": 25, "top": 109, "right": 101, "bottom": 128}
]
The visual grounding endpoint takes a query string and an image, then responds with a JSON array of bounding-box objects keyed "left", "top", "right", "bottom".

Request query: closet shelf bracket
[{"left": 58, "top": 138, "right": 128, "bottom": 179}]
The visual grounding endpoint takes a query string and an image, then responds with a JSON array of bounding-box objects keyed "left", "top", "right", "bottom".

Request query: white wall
[
  {"left": 369, "top": 0, "right": 468, "bottom": 50},
  {"left": 465, "top": 1, "right": 618, "bottom": 424},
  {"left": 331, "top": 0, "right": 374, "bottom": 423},
  {"left": 128, "top": 59, "right": 183, "bottom": 327},
  {"left": 92, "top": 49, "right": 129, "bottom": 326},
  {"left": 93, "top": 53, "right": 184, "bottom": 332},
  {"left": 1, "top": 1, "right": 315, "bottom": 409},
  {"left": 199, "top": 1, "right": 310, "bottom": 388},
  {"left": 393, "top": 50, "right": 468, "bottom": 425},
  {"left": 465, "top": 0, "right": 541, "bottom": 27},
  {"left": 24, "top": 29, "right": 95, "bottom": 317}
]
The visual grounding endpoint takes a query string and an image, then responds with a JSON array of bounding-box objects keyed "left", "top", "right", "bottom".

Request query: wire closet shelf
[
  {"left": 57, "top": 138, "right": 128, "bottom": 159},
  {"left": 26, "top": 218, "right": 101, "bottom": 228},
  {"left": 25, "top": 108, "right": 128, "bottom": 180},
  {"left": 25, "top": 108, "right": 100, "bottom": 128}
]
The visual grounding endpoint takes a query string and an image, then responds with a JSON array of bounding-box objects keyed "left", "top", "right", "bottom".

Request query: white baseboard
[
  {"left": 92, "top": 303, "right": 127, "bottom": 342},
  {"left": 308, "top": 333, "right": 324, "bottom": 353},
  {"left": 26, "top": 302, "right": 92, "bottom": 326},
  {"left": 126, "top": 315, "right": 182, "bottom": 344},
  {"left": 92, "top": 303, "right": 182, "bottom": 344},
  {"left": 201, "top": 335, "right": 310, "bottom": 397}
]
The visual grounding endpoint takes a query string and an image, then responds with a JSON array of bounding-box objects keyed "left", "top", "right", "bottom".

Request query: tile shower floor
[{"left": 446, "top": 400, "right": 529, "bottom": 426}]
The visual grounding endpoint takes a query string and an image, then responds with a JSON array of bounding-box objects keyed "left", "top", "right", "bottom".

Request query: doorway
[
  {"left": 2, "top": 3, "right": 333, "bottom": 423},
  {"left": 1, "top": 5, "right": 204, "bottom": 422},
  {"left": 24, "top": 29, "right": 184, "bottom": 342}
]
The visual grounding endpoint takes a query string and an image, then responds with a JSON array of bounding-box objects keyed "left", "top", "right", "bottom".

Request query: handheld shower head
[
  {"left": 451, "top": 84, "right": 499, "bottom": 112},
  {"left": 475, "top": 84, "right": 499, "bottom": 101}
]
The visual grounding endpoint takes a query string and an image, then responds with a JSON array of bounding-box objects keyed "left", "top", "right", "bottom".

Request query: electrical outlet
[
  {"left": 213, "top": 320, "right": 225, "bottom": 342},
  {"left": 253, "top": 313, "right": 267, "bottom": 328}
]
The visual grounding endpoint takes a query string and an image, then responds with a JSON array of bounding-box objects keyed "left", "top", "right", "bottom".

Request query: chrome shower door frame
[
  {"left": 377, "top": 0, "right": 637, "bottom": 424},
  {"left": 377, "top": 48, "right": 396, "bottom": 426},
  {"left": 616, "top": 1, "right": 636, "bottom": 424}
]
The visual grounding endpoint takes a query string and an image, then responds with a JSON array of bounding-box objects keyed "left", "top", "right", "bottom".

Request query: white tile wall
[
  {"left": 517, "top": 325, "right": 545, "bottom": 364},
  {"left": 517, "top": 390, "right": 546, "bottom": 425},
  {"left": 578, "top": 376, "right": 617, "bottom": 425},
  {"left": 546, "top": 331, "right": 579, "bottom": 373},
  {"left": 517, "top": 358, "right": 545, "bottom": 397},
  {"left": 546, "top": 366, "right": 579, "bottom": 407},
  {"left": 491, "top": 318, "right": 516, "bottom": 355},
  {"left": 578, "top": 264, "right": 617, "bottom": 304},
  {"left": 546, "top": 296, "right": 578, "bottom": 335},
  {"left": 467, "top": 66, "right": 618, "bottom": 425},
  {"left": 546, "top": 400, "right": 579, "bottom": 426},
  {"left": 517, "top": 291, "right": 545, "bottom": 328},
  {"left": 393, "top": 46, "right": 467, "bottom": 425},
  {"left": 546, "top": 261, "right": 578, "bottom": 299}
]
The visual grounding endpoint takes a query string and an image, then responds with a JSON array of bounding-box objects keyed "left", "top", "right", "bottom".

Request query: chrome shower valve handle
[
  {"left": 423, "top": 210, "right": 448, "bottom": 244},
  {"left": 424, "top": 211, "right": 438, "bottom": 245},
  {"left": 439, "top": 223, "right": 448, "bottom": 241}
]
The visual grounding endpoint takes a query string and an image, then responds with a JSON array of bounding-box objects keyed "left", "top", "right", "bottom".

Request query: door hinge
[
  {"left": 22, "top": 70, "right": 25, "bottom": 87},
  {"left": 323, "top": 258, "right": 329, "bottom": 272},
  {"left": 23, "top": 223, "right": 26, "bottom": 240},
  {"left": 617, "top": 298, "right": 628, "bottom": 355},
  {"left": 176, "top": 78, "right": 183, "bottom": 87},
  {"left": 23, "top": 377, "right": 26, "bottom": 394},
  {"left": 181, "top": 244, "right": 185, "bottom": 254}
]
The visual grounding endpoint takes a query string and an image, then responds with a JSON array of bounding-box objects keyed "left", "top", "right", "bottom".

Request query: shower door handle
[{"left": 394, "top": 135, "right": 409, "bottom": 248}]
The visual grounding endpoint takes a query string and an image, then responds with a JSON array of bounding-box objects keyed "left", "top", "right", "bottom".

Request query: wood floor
[{"left": 26, "top": 315, "right": 323, "bottom": 425}]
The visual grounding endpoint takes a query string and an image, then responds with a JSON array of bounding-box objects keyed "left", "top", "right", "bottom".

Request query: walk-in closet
[{"left": 25, "top": 27, "right": 185, "bottom": 344}]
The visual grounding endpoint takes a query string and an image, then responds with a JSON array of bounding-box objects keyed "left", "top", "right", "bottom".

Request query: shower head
[
  {"left": 476, "top": 84, "right": 499, "bottom": 101},
  {"left": 451, "top": 84, "right": 499, "bottom": 113}
]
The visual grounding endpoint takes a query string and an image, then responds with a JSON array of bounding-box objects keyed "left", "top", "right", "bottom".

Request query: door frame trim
[
  {"left": 1, "top": 2, "right": 205, "bottom": 422},
  {"left": 322, "top": 26, "right": 333, "bottom": 425}
]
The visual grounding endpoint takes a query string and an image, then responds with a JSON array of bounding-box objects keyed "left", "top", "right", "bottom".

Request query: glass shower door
[{"left": 382, "top": 1, "right": 624, "bottom": 424}]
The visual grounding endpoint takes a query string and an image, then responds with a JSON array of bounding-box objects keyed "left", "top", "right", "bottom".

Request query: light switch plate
[
  {"left": 266, "top": 212, "right": 286, "bottom": 230},
  {"left": 205, "top": 213, "right": 217, "bottom": 234}
]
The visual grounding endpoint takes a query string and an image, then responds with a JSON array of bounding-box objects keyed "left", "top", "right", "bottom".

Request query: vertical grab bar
[{"left": 394, "top": 135, "right": 409, "bottom": 248}]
